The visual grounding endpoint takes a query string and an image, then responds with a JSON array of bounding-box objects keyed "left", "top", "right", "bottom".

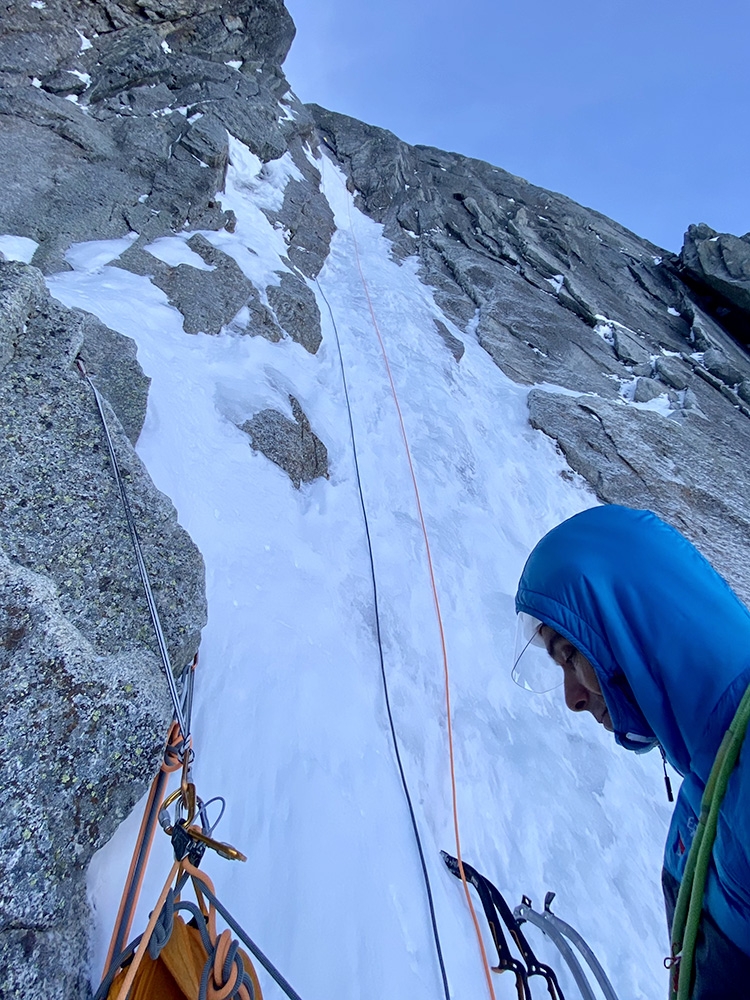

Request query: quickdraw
[{"left": 159, "top": 785, "right": 247, "bottom": 865}]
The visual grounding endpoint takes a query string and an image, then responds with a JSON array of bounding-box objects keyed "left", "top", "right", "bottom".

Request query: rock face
[
  {"left": 241, "top": 395, "right": 329, "bottom": 488},
  {"left": 266, "top": 271, "right": 323, "bottom": 354},
  {"left": 0, "top": 0, "right": 295, "bottom": 273},
  {"left": 678, "top": 223, "right": 750, "bottom": 346},
  {"left": 0, "top": 262, "right": 206, "bottom": 998},
  {"left": 308, "top": 105, "right": 750, "bottom": 604},
  {"left": 433, "top": 318, "right": 465, "bottom": 362},
  {"left": 118, "top": 235, "right": 255, "bottom": 335},
  {"left": 527, "top": 388, "right": 750, "bottom": 600},
  {"left": 310, "top": 105, "right": 688, "bottom": 396},
  {"left": 2, "top": 0, "right": 750, "bottom": 994}
]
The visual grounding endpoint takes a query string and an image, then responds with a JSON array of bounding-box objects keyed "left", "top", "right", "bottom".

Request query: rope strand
[
  {"left": 78, "top": 360, "right": 189, "bottom": 740},
  {"left": 320, "top": 152, "right": 497, "bottom": 998},
  {"left": 316, "top": 276, "right": 451, "bottom": 1000},
  {"left": 342, "top": 197, "right": 497, "bottom": 1000}
]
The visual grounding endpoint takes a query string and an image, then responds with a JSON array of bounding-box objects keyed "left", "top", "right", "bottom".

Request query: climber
[{"left": 513, "top": 505, "right": 750, "bottom": 1000}]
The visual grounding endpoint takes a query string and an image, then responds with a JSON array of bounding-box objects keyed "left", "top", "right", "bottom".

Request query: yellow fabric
[{"left": 107, "top": 915, "right": 262, "bottom": 1000}]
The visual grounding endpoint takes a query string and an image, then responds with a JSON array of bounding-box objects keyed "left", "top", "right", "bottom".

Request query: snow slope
[{"left": 47, "top": 139, "right": 673, "bottom": 1000}]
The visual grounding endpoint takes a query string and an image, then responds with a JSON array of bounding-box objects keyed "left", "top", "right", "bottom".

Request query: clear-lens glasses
[{"left": 511, "top": 612, "right": 563, "bottom": 693}]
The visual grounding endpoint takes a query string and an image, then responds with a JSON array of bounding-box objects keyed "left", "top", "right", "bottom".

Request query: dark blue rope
[{"left": 316, "top": 276, "right": 452, "bottom": 1000}]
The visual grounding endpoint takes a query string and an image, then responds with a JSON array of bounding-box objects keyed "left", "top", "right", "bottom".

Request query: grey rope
[
  {"left": 78, "top": 359, "right": 189, "bottom": 740},
  {"left": 181, "top": 657, "right": 196, "bottom": 737},
  {"left": 195, "top": 877, "right": 304, "bottom": 1000},
  {"left": 93, "top": 937, "right": 143, "bottom": 1000},
  {"left": 160, "top": 894, "right": 257, "bottom": 1000},
  {"left": 149, "top": 887, "right": 177, "bottom": 959}
]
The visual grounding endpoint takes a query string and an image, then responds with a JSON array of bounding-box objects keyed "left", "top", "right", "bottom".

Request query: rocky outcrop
[
  {"left": 241, "top": 395, "right": 328, "bottom": 488},
  {"left": 266, "top": 271, "right": 322, "bottom": 354},
  {"left": 677, "top": 223, "right": 750, "bottom": 345},
  {"left": 527, "top": 383, "right": 750, "bottom": 600},
  {"left": 78, "top": 311, "right": 150, "bottom": 444},
  {"left": 433, "top": 318, "right": 465, "bottom": 362},
  {"left": 0, "top": 262, "right": 206, "bottom": 997},
  {"left": 264, "top": 134, "right": 336, "bottom": 279},
  {"left": 230, "top": 286, "right": 285, "bottom": 341},
  {"left": 117, "top": 234, "right": 255, "bottom": 335},
  {"left": 0, "top": 0, "right": 296, "bottom": 273},
  {"left": 0, "top": 558, "right": 171, "bottom": 998}
]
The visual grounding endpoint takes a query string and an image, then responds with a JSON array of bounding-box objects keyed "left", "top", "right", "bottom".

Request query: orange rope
[
  {"left": 181, "top": 859, "right": 258, "bottom": 1000},
  {"left": 343, "top": 185, "right": 498, "bottom": 1000},
  {"left": 113, "top": 859, "right": 182, "bottom": 1000},
  {"left": 102, "top": 722, "right": 184, "bottom": 975},
  {"left": 102, "top": 653, "right": 198, "bottom": 981}
]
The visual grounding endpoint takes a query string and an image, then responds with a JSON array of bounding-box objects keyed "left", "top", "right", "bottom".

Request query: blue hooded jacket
[{"left": 515, "top": 505, "right": 750, "bottom": 955}]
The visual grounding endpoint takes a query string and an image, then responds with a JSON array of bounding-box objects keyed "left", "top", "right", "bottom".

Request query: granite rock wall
[{"left": 2, "top": 1, "right": 750, "bottom": 994}]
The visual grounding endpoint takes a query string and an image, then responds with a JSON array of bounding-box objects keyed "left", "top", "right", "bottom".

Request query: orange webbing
[{"left": 344, "top": 191, "right": 498, "bottom": 999}]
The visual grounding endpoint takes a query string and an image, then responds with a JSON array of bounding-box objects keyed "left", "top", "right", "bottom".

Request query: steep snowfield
[{"left": 47, "top": 141, "right": 673, "bottom": 1000}]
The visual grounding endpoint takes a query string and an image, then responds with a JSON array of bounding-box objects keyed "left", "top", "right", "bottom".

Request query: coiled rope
[{"left": 95, "top": 860, "right": 302, "bottom": 1000}]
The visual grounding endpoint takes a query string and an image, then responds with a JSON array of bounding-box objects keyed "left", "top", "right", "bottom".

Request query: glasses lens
[{"left": 511, "top": 613, "right": 563, "bottom": 693}]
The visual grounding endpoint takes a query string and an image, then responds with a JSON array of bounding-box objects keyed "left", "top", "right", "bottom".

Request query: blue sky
[{"left": 283, "top": 0, "right": 749, "bottom": 253}]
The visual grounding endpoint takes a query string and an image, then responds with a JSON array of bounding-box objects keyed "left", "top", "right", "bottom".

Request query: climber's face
[{"left": 539, "top": 626, "right": 613, "bottom": 731}]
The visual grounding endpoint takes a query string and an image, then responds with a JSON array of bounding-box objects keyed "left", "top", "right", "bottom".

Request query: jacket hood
[{"left": 515, "top": 505, "right": 750, "bottom": 777}]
